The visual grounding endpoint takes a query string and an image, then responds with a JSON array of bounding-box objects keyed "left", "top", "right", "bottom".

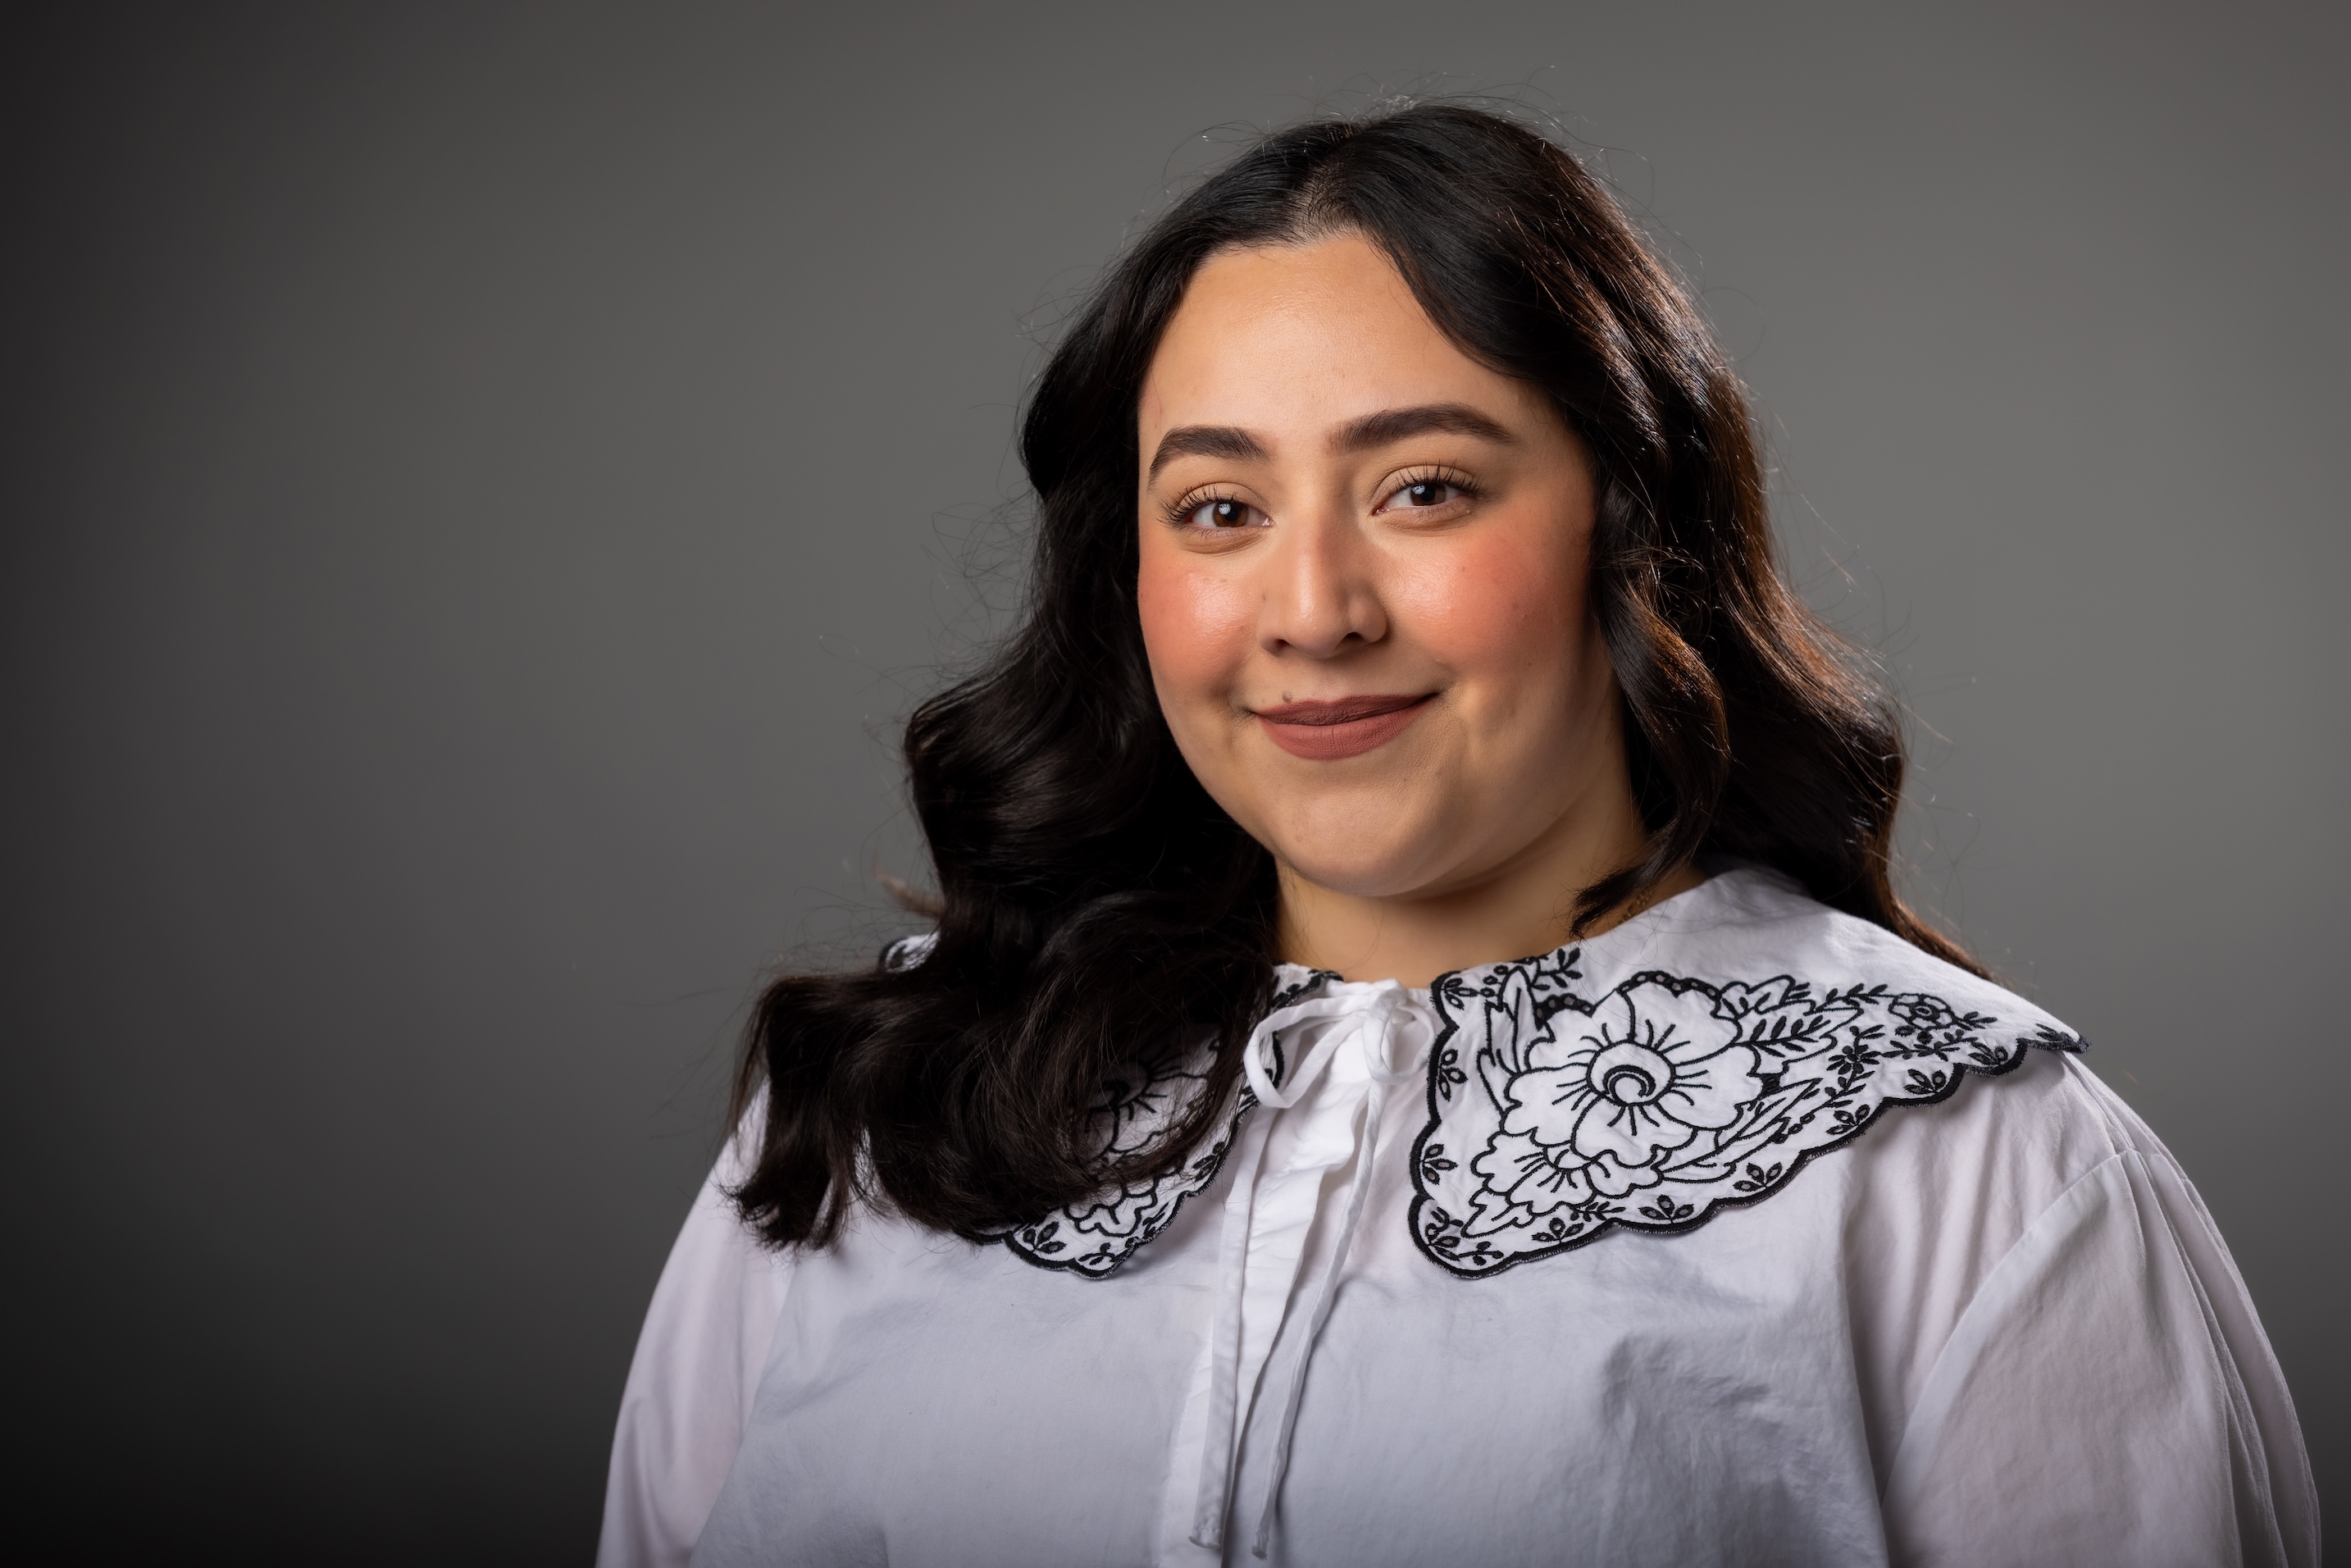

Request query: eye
[
  {"left": 1174, "top": 495, "right": 1269, "bottom": 531},
  {"left": 1377, "top": 472, "right": 1477, "bottom": 515}
]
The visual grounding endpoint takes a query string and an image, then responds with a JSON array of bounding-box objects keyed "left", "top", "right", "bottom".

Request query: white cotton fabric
[
  {"left": 598, "top": 1133, "right": 795, "bottom": 1561},
  {"left": 598, "top": 869, "right": 2318, "bottom": 1568}
]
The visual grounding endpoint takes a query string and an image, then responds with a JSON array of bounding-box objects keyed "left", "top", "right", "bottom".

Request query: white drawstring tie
[{"left": 1188, "top": 980, "right": 1428, "bottom": 1560}]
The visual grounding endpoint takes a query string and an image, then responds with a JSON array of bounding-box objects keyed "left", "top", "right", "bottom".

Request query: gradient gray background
[{"left": 5, "top": 2, "right": 2343, "bottom": 1558}]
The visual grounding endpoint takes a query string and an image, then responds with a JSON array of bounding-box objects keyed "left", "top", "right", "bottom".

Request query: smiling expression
[{"left": 1135, "top": 232, "right": 1627, "bottom": 905}]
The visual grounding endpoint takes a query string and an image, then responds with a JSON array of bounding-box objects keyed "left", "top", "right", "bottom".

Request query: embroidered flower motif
[{"left": 1489, "top": 982, "right": 1766, "bottom": 1204}]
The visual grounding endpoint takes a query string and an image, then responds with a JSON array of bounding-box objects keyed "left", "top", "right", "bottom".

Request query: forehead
[{"left": 1138, "top": 232, "right": 1523, "bottom": 446}]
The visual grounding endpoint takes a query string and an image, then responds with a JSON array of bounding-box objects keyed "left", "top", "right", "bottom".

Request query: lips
[{"left": 1254, "top": 693, "right": 1434, "bottom": 760}]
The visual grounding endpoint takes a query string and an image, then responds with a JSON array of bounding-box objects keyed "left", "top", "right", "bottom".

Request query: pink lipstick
[{"left": 1254, "top": 694, "right": 1434, "bottom": 760}]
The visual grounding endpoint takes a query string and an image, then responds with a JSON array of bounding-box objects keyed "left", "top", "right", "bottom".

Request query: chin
[
  {"left": 1264, "top": 827, "right": 1451, "bottom": 900},
  {"left": 1242, "top": 783, "right": 1450, "bottom": 893}
]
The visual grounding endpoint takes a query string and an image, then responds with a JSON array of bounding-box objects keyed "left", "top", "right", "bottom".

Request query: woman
[{"left": 599, "top": 104, "right": 2317, "bottom": 1566}]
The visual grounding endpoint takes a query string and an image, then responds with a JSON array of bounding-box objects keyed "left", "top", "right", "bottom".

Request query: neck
[{"left": 1273, "top": 797, "right": 1704, "bottom": 990}]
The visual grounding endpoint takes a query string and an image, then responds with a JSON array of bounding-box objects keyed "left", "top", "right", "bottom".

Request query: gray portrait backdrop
[{"left": 6, "top": 2, "right": 2343, "bottom": 1557}]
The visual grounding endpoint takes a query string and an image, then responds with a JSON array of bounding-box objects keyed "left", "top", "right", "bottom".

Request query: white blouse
[{"left": 599, "top": 868, "right": 2318, "bottom": 1567}]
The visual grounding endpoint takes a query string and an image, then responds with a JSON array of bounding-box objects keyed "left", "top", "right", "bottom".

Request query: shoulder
[
  {"left": 1633, "top": 867, "right": 2075, "bottom": 1038},
  {"left": 1645, "top": 865, "right": 2115, "bottom": 1181},
  {"left": 1620, "top": 866, "right": 2086, "bottom": 1068},
  {"left": 1410, "top": 868, "right": 2097, "bottom": 1277},
  {"left": 1633, "top": 866, "right": 2147, "bottom": 1251}
]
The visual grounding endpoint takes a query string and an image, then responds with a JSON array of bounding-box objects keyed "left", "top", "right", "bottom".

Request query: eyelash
[
  {"left": 1379, "top": 466, "right": 1482, "bottom": 512},
  {"left": 1161, "top": 467, "right": 1484, "bottom": 530},
  {"left": 1161, "top": 487, "right": 1255, "bottom": 530}
]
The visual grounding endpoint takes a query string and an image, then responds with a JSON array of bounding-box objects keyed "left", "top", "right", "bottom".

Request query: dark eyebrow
[
  {"left": 1331, "top": 402, "right": 1515, "bottom": 454},
  {"left": 1147, "top": 425, "right": 1269, "bottom": 480}
]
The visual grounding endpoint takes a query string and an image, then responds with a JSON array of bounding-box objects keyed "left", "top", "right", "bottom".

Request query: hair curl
[{"left": 731, "top": 103, "right": 1977, "bottom": 1251}]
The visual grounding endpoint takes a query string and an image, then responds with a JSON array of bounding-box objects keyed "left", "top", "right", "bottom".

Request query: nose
[{"left": 1258, "top": 503, "right": 1388, "bottom": 659}]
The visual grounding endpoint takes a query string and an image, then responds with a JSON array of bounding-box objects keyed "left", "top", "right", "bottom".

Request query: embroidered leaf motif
[
  {"left": 1419, "top": 1142, "right": 1457, "bottom": 1184},
  {"left": 1825, "top": 1096, "right": 1871, "bottom": 1132},
  {"left": 1433, "top": 1046, "right": 1468, "bottom": 1101},
  {"left": 2022, "top": 1023, "right": 2088, "bottom": 1052}
]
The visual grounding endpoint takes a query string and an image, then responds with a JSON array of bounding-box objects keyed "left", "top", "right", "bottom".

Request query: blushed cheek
[
  {"left": 1394, "top": 527, "right": 1590, "bottom": 687},
  {"left": 1136, "top": 555, "right": 1255, "bottom": 720}
]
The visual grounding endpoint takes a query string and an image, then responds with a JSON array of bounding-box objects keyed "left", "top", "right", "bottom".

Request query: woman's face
[{"left": 1136, "top": 231, "right": 1627, "bottom": 907}]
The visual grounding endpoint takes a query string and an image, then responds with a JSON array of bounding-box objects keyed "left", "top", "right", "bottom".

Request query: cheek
[
  {"left": 1136, "top": 549, "right": 1255, "bottom": 709},
  {"left": 1393, "top": 526, "right": 1592, "bottom": 688}
]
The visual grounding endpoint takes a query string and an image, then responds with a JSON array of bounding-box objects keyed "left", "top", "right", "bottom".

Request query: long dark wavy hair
[{"left": 731, "top": 103, "right": 1979, "bottom": 1251}]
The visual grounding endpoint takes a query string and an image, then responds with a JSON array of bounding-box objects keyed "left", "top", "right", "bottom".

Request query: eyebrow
[
  {"left": 1146, "top": 402, "right": 1515, "bottom": 481},
  {"left": 1147, "top": 425, "right": 1268, "bottom": 479},
  {"left": 1330, "top": 402, "right": 1515, "bottom": 453}
]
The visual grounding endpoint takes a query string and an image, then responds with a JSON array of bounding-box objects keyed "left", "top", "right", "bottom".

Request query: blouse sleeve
[
  {"left": 596, "top": 1124, "right": 795, "bottom": 1568},
  {"left": 1881, "top": 1076, "right": 2318, "bottom": 1567}
]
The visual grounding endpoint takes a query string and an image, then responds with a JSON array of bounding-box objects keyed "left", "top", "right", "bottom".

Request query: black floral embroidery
[
  {"left": 1406, "top": 960, "right": 2084, "bottom": 1278},
  {"left": 1000, "top": 966, "right": 1339, "bottom": 1277},
  {"left": 999, "top": 939, "right": 2084, "bottom": 1283}
]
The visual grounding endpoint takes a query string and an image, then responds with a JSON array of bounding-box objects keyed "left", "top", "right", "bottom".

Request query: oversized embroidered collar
[{"left": 1001, "top": 876, "right": 2084, "bottom": 1280}]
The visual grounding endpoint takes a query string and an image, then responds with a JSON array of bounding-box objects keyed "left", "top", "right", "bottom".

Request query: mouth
[{"left": 1252, "top": 693, "right": 1435, "bottom": 761}]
